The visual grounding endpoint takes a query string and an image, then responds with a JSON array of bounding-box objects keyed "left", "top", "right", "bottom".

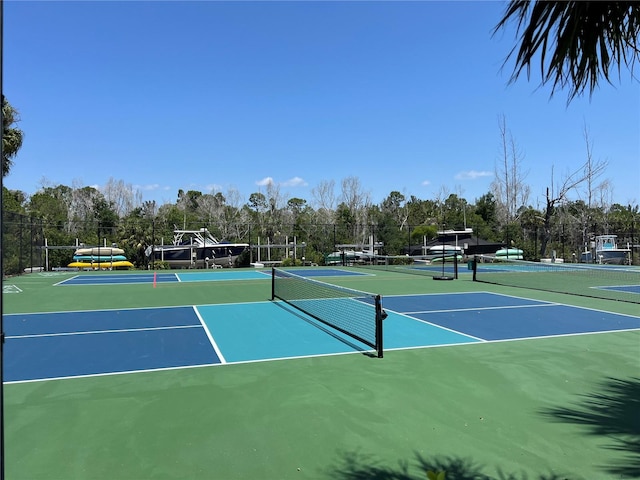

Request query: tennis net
[
  {"left": 271, "top": 268, "right": 385, "bottom": 357},
  {"left": 354, "top": 254, "right": 459, "bottom": 279},
  {"left": 473, "top": 255, "right": 640, "bottom": 304}
]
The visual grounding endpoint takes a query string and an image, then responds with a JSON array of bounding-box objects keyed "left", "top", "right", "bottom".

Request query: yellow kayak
[{"left": 68, "top": 261, "right": 134, "bottom": 269}]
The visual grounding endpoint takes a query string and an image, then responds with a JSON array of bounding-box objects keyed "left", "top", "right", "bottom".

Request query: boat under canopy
[{"left": 149, "top": 228, "right": 248, "bottom": 268}]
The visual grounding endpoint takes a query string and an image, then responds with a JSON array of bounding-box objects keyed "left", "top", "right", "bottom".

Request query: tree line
[{"left": 2, "top": 172, "right": 638, "bottom": 274}]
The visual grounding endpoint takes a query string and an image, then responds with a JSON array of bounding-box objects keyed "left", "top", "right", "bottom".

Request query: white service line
[{"left": 193, "top": 305, "right": 227, "bottom": 364}]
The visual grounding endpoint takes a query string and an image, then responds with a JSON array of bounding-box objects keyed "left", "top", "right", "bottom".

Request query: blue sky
[{"left": 4, "top": 1, "right": 639, "bottom": 209}]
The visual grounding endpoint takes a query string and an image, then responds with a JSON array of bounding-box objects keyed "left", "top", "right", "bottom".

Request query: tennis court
[
  {"left": 54, "top": 267, "right": 368, "bottom": 286},
  {"left": 3, "top": 266, "right": 640, "bottom": 479}
]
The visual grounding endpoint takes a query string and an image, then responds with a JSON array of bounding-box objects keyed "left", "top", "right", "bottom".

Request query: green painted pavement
[
  {"left": 3, "top": 267, "right": 639, "bottom": 479},
  {"left": 5, "top": 331, "right": 639, "bottom": 479}
]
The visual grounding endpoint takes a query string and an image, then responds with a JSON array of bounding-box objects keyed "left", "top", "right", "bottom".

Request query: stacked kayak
[
  {"left": 494, "top": 248, "right": 524, "bottom": 260},
  {"left": 68, "top": 247, "right": 134, "bottom": 269}
]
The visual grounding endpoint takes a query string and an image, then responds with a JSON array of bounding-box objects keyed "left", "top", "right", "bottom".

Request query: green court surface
[{"left": 3, "top": 267, "right": 640, "bottom": 479}]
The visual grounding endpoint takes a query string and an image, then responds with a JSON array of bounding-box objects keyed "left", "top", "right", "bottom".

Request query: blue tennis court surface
[
  {"left": 596, "top": 284, "right": 640, "bottom": 294},
  {"left": 286, "top": 268, "right": 371, "bottom": 277},
  {"left": 385, "top": 292, "right": 640, "bottom": 341},
  {"left": 56, "top": 268, "right": 367, "bottom": 285},
  {"left": 5, "top": 292, "right": 639, "bottom": 382},
  {"left": 57, "top": 271, "right": 270, "bottom": 285},
  {"left": 4, "top": 307, "right": 220, "bottom": 382}
]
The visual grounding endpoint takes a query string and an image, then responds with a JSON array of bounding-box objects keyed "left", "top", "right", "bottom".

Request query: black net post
[
  {"left": 271, "top": 266, "right": 275, "bottom": 300},
  {"left": 472, "top": 255, "right": 478, "bottom": 281},
  {"left": 374, "top": 295, "right": 384, "bottom": 358},
  {"left": 454, "top": 252, "right": 458, "bottom": 279}
]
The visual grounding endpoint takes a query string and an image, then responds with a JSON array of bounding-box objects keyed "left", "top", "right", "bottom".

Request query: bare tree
[
  {"left": 311, "top": 180, "right": 336, "bottom": 213},
  {"left": 197, "top": 187, "right": 247, "bottom": 240},
  {"left": 340, "top": 176, "right": 365, "bottom": 213},
  {"left": 491, "top": 115, "right": 530, "bottom": 225},
  {"left": 339, "top": 176, "right": 372, "bottom": 243},
  {"left": 265, "top": 180, "right": 287, "bottom": 220},
  {"left": 311, "top": 179, "right": 336, "bottom": 227},
  {"left": 540, "top": 157, "right": 607, "bottom": 256},
  {"left": 575, "top": 125, "right": 610, "bottom": 244},
  {"left": 583, "top": 127, "right": 595, "bottom": 211},
  {"left": 596, "top": 179, "right": 615, "bottom": 233},
  {"left": 64, "top": 179, "right": 107, "bottom": 234},
  {"left": 336, "top": 176, "right": 371, "bottom": 243},
  {"left": 260, "top": 180, "right": 288, "bottom": 243},
  {"left": 223, "top": 187, "right": 243, "bottom": 216},
  {"left": 102, "top": 177, "right": 142, "bottom": 217},
  {"left": 223, "top": 187, "right": 248, "bottom": 240},
  {"left": 433, "top": 184, "right": 450, "bottom": 227}
]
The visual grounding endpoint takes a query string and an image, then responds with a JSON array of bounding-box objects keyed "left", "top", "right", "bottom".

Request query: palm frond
[
  {"left": 494, "top": 1, "right": 640, "bottom": 102},
  {"left": 2, "top": 97, "right": 25, "bottom": 176}
]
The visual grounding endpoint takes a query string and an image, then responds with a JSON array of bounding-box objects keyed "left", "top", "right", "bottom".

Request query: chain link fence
[
  {"left": 2, "top": 211, "right": 45, "bottom": 275},
  {"left": 3, "top": 213, "right": 638, "bottom": 274}
]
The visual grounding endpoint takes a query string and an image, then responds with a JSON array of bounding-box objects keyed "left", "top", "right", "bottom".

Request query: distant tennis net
[
  {"left": 271, "top": 268, "right": 385, "bottom": 357},
  {"left": 354, "top": 254, "right": 459, "bottom": 279},
  {"left": 473, "top": 255, "right": 640, "bottom": 304}
]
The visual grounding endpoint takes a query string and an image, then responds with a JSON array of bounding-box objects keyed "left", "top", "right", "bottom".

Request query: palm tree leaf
[{"left": 494, "top": 1, "right": 640, "bottom": 102}]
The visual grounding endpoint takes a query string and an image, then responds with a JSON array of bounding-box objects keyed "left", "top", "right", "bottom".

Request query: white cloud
[
  {"left": 254, "top": 176, "right": 307, "bottom": 189},
  {"left": 255, "top": 177, "right": 275, "bottom": 186},
  {"left": 421, "top": 180, "right": 431, "bottom": 186},
  {"left": 282, "top": 176, "right": 308, "bottom": 187},
  {"left": 206, "top": 183, "right": 223, "bottom": 192},
  {"left": 455, "top": 170, "right": 493, "bottom": 180}
]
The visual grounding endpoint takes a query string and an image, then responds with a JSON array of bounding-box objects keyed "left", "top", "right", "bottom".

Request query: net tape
[
  {"left": 473, "top": 255, "right": 640, "bottom": 304},
  {"left": 355, "top": 254, "right": 459, "bottom": 278}
]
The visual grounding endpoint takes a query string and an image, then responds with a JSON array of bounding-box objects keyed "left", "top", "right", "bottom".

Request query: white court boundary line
[
  {"left": 5, "top": 291, "right": 639, "bottom": 385},
  {"left": 6, "top": 324, "right": 201, "bottom": 340},
  {"left": 193, "top": 305, "right": 227, "bottom": 364},
  {"left": 7, "top": 327, "right": 639, "bottom": 386}
]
